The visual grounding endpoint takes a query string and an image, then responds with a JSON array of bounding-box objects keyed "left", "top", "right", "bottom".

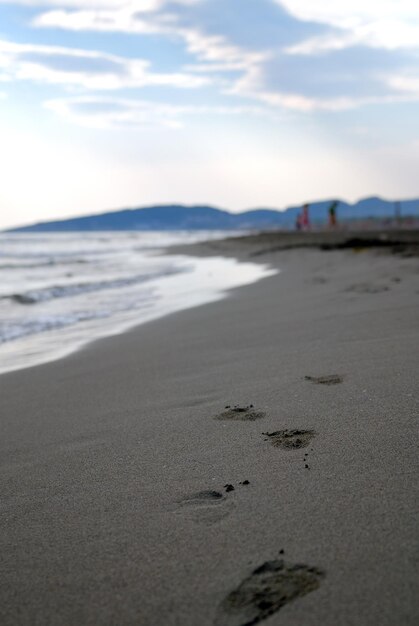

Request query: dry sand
[{"left": 1, "top": 231, "right": 419, "bottom": 626}]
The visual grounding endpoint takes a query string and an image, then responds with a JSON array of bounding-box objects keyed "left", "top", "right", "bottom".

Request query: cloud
[
  {"left": 385, "top": 72, "right": 419, "bottom": 97},
  {"left": 0, "top": 1, "right": 166, "bottom": 8},
  {"left": 30, "top": 0, "right": 338, "bottom": 107},
  {"left": 169, "top": 1, "right": 419, "bottom": 111},
  {"left": 33, "top": 0, "right": 330, "bottom": 71},
  {"left": 162, "top": 0, "right": 333, "bottom": 51},
  {"left": 176, "top": 1, "right": 419, "bottom": 109},
  {"left": 276, "top": 1, "right": 419, "bottom": 30},
  {"left": 277, "top": 1, "right": 419, "bottom": 52},
  {"left": 10, "top": 0, "right": 419, "bottom": 113},
  {"left": 33, "top": 5, "right": 262, "bottom": 79},
  {"left": 45, "top": 94, "right": 272, "bottom": 129},
  {"left": 241, "top": 45, "right": 415, "bottom": 99},
  {"left": 33, "top": 5, "right": 162, "bottom": 34},
  {"left": 230, "top": 63, "right": 419, "bottom": 113},
  {"left": 0, "top": 39, "right": 208, "bottom": 90},
  {"left": 46, "top": 96, "right": 186, "bottom": 129}
]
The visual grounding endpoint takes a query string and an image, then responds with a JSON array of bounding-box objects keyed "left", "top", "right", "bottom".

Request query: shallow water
[{"left": 0, "top": 231, "right": 276, "bottom": 374}]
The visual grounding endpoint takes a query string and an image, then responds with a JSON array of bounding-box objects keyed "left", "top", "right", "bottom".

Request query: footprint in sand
[
  {"left": 176, "top": 490, "right": 234, "bottom": 526},
  {"left": 263, "top": 429, "right": 316, "bottom": 450},
  {"left": 215, "top": 405, "right": 265, "bottom": 421},
  {"left": 345, "top": 283, "right": 389, "bottom": 294},
  {"left": 214, "top": 559, "right": 325, "bottom": 626},
  {"left": 305, "top": 374, "right": 343, "bottom": 385},
  {"left": 308, "top": 276, "right": 328, "bottom": 285}
]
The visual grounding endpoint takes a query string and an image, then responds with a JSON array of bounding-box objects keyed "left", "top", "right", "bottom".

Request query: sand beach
[{"left": 1, "top": 230, "right": 418, "bottom": 626}]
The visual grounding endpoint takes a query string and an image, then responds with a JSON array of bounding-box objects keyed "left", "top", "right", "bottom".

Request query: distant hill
[{"left": 7, "top": 197, "right": 419, "bottom": 232}]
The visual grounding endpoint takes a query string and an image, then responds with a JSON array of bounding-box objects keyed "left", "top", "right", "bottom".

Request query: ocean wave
[
  {"left": 0, "top": 259, "right": 88, "bottom": 270},
  {"left": 0, "top": 304, "right": 152, "bottom": 344},
  {"left": 7, "top": 266, "right": 186, "bottom": 305},
  {"left": 0, "top": 312, "right": 111, "bottom": 343},
  {"left": 0, "top": 248, "right": 123, "bottom": 260}
]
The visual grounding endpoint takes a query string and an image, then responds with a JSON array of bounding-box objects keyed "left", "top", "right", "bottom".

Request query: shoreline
[
  {"left": 1, "top": 231, "right": 418, "bottom": 625},
  {"left": 2, "top": 228, "right": 418, "bottom": 378},
  {"left": 0, "top": 251, "right": 274, "bottom": 377}
]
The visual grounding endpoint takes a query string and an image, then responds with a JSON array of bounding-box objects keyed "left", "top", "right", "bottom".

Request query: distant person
[
  {"left": 302, "top": 204, "right": 310, "bottom": 230},
  {"left": 295, "top": 213, "right": 303, "bottom": 231},
  {"left": 328, "top": 201, "right": 338, "bottom": 228}
]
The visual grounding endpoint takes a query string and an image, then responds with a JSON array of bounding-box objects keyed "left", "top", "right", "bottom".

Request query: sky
[{"left": 2, "top": 0, "right": 419, "bottom": 228}]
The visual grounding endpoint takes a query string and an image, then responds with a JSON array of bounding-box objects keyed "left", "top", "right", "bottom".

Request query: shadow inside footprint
[
  {"left": 177, "top": 490, "right": 234, "bottom": 526},
  {"left": 215, "top": 559, "right": 325, "bottom": 626},
  {"left": 263, "top": 429, "right": 316, "bottom": 450},
  {"left": 182, "top": 491, "right": 224, "bottom": 503},
  {"left": 215, "top": 406, "right": 265, "bottom": 421},
  {"left": 345, "top": 283, "right": 389, "bottom": 294},
  {"left": 305, "top": 374, "right": 343, "bottom": 385},
  {"left": 309, "top": 276, "right": 328, "bottom": 285}
]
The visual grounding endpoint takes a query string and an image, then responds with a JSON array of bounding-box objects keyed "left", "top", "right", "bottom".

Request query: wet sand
[{"left": 1, "top": 231, "right": 419, "bottom": 625}]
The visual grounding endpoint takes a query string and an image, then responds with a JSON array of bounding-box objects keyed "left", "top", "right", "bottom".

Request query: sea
[{"left": 0, "top": 231, "right": 275, "bottom": 375}]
